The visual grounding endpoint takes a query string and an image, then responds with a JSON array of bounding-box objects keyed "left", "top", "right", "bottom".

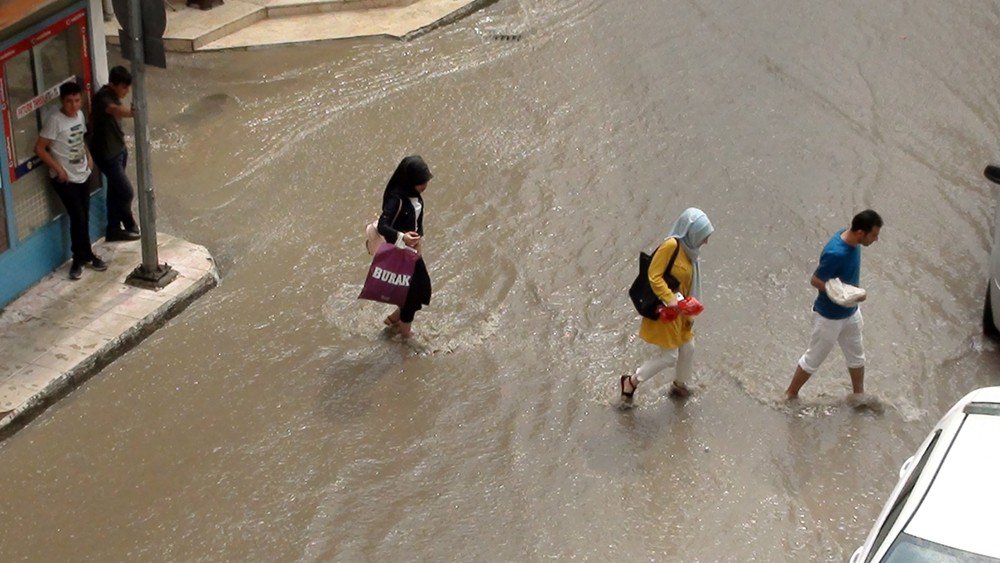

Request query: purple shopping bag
[{"left": 358, "top": 243, "right": 419, "bottom": 307}]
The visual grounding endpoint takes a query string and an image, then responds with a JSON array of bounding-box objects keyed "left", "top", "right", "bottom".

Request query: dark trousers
[
  {"left": 99, "top": 150, "right": 137, "bottom": 233},
  {"left": 52, "top": 180, "right": 97, "bottom": 263},
  {"left": 400, "top": 259, "right": 432, "bottom": 323}
]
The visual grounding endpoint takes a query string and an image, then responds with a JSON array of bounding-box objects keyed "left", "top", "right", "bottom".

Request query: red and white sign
[
  {"left": 1, "top": 8, "right": 90, "bottom": 184},
  {"left": 14, "top": 77, "right": 75, "bottom": 120}
]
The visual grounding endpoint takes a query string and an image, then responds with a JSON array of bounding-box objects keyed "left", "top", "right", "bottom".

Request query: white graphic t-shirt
[{"left": 39, "top": 109, "right": 90, "bottom": 184}]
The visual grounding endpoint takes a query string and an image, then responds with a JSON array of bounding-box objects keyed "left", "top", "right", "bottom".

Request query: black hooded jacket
[{"left": 377, "top": 155, "right": 433, "bottom": 243}]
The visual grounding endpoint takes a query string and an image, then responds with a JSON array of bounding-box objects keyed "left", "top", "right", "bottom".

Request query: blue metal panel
[
  {"left": 0, "top": 218, "right": 69, "bottom": 304},
  {"left": 1, "top": 183, "right": 13, "bottom": 250},
  {"left": 0, "top": 187, "right": 107, "bottom": 305}
]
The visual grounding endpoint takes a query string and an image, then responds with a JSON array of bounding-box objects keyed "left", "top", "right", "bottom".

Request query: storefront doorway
[
  {"left": 0, "top": 3, "right": 103, "bottom": 306},
  {"left": 2, "top": 7, "right": 93, "bottom": 245}
]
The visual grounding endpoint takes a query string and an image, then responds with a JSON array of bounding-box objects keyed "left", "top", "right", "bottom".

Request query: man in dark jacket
[{"left": 91, "top": 65, "right": 140, "bottom": 241}]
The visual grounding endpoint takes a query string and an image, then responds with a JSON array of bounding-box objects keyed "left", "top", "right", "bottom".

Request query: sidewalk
[
  {"left": 105, "top": 0, "right": 494, "bottom": 51},
  {"left": 0, "top": 234, "right": 218, "bottom": 438}
]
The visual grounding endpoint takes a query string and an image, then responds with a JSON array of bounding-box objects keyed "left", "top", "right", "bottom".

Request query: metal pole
[
  {"left": 123, "top": 0, "right": 175, "bottom": 288},
  {"left": 128, "top": 0, "right": 158, "bottom": 274}
]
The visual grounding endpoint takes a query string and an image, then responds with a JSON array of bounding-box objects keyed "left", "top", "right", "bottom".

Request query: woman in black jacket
[{"left": 377, "top": 155, "right": 433, "bottom": 338}]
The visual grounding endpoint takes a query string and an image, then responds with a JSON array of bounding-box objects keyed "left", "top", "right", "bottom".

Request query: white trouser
[
  {"left": 635, "top": 341, "right": 694, "bottom": 385},
  {"left": 797, "top": 310, "right": 865, "bottom": 374}
]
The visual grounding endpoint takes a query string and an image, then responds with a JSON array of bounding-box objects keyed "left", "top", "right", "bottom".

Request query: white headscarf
[{"left": 667, "top": 208, "right": 714, "bottom": 299}]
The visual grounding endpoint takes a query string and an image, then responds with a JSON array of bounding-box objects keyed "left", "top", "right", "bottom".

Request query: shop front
[{"left": 0, "top": 0, "right": 107, "bottom": 306}]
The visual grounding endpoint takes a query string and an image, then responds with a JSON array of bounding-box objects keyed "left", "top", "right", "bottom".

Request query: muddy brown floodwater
[{"left": 2, "top": 0, "right": 1000, "bottom": 560}]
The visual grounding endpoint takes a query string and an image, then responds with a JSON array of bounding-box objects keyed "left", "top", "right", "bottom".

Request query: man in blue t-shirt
[{"left": 785, "top": 210, "right": 883, "bottom": 400}]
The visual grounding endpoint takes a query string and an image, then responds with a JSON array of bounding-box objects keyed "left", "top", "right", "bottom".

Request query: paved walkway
[
  {"left": 0, "top": 234, "right": 218, "bottom": 437},
  {"left": 105, "top": 0, "right": 492, "bottom": 51}
]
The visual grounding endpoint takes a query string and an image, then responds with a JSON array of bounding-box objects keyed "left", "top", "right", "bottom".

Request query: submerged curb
[
  {"left": 104, "top": 0, "right": 501, "bottom": 52},
  {"left": 402, "top": 0, "right": 501, "bottom": 40}
]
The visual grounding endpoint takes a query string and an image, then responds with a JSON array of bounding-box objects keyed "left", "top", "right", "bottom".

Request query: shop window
[
  {"left": 5, "top": 49, "right": 36, "bottom": 179},
  {"left": 1, "top": 9, "right": 91, "bottom": 242}
]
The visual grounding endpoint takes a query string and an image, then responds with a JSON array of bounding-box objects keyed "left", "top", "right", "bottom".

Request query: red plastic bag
[
  {"left": 677, "top": 296, "right": 704, "bottom": 316},
  {"left": 358, "top": 243, "right": 419, "bottom": 307}
]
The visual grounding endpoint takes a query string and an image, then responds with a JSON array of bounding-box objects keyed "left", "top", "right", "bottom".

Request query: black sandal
[{"left": 620, "top": 375, "right": 636, "bottom": 402}]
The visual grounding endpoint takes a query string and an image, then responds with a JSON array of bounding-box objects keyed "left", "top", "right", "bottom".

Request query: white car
[
  {"left": 850, "top": 387, "right": 1000, "bottom": 562},
  {"left": 983, "top": 166, "right": 1000, "bottom": 339}
]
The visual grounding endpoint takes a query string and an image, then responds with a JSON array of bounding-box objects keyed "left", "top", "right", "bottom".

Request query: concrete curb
[
  {"left": 105, "top": 0, "right": 495, "bottom": 52},
  {"left": 401, "top": 0, "right": 499, "bottom": 41}
]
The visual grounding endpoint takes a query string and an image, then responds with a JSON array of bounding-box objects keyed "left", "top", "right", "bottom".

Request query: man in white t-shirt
[{"left": 35, "top": 82, "right": 107, "bottom": 280}]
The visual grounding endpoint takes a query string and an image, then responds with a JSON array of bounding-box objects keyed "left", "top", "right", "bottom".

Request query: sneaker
[
  {"left": 89, "top": 257, "right": 108, "bottom": 271},
  {"left": 106, "top": 229, "right": 141, "bottom": 242},
  {"left": 69, "top": 261, "right": 83, "bottom": 280}
]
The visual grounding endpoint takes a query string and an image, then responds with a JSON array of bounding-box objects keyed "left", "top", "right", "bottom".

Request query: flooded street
[{"left": 3, "top": 0, "right": 1000, "bottom": 559}]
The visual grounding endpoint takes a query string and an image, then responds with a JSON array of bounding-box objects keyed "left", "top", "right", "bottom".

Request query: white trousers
[
  {"left": 635, "top": 341, "right": 694, "bottom": 385},
  {"left": 797, "top": 310, "right": 865, "bottom": 374}
]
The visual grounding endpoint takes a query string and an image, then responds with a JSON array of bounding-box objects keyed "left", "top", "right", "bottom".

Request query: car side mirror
[{"left": 986, "top": 165, "right": 1000, "bottom": 185}]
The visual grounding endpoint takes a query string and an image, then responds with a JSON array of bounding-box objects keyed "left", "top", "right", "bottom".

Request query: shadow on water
[{"left": 316, "top": 331, "right": 419, "bottom": 424}]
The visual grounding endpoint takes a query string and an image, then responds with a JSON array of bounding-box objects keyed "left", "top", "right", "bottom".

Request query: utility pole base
[{"left": 125, "top": 263, "right": 179, "bottom": 289}]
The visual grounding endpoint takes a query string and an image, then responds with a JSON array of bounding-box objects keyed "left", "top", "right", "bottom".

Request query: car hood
[{"left": 905, "top": 412, "right": 1000, "bottom": 557}]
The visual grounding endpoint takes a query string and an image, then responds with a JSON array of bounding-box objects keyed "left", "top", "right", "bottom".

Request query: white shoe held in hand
[{"left": 826, "top": 278, "right": 866, "bottom": 306}]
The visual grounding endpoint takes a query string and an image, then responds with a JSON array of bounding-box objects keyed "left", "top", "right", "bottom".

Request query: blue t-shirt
[{"left": 813, "top": 229, "right": 861, "bottom": 319}]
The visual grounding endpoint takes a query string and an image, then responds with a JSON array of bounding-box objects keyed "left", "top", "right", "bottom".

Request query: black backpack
[{"left": 628, "top": 238, "right": 681, "bottom": 319}]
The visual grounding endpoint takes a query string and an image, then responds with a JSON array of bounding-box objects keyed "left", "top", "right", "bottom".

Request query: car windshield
[{"left": 884, "top": 533, "right": 1000, "bottom": 563}]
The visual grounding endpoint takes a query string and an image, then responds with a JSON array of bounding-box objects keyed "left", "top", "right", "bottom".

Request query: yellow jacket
[{"left": 639, "top": 238, "right": 695, "bottom": 349}]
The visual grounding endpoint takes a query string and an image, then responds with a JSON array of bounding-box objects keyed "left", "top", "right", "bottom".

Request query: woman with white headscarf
[{"left": 620, "top": 208, "right": 714, "bottom": 404}]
